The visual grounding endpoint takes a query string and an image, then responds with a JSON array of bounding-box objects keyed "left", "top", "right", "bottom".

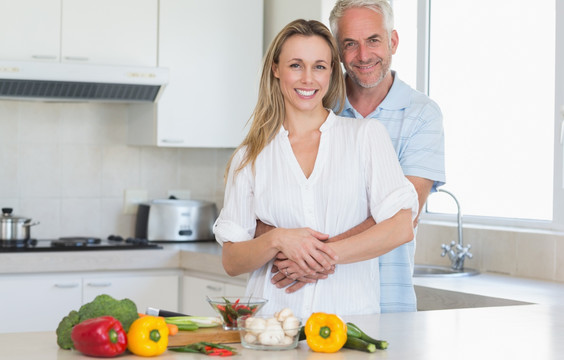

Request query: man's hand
[{"left": 270, "top": 252, "right": 335, "bottom": 293}]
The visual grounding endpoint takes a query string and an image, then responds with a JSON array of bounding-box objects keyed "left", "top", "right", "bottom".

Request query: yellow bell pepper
[
  {"left": 305, "top": 312, "right": 347, "bottom": 353},
  {"left": 127, "top": 315, "right": 169, "bottom": 357}
]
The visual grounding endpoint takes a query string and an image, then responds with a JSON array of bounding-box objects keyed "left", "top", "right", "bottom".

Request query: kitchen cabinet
[
  {"left": 0, "top": 270, "right": 179, "bottom": 334},
  {"left": 127, "top": 0, "right": 263, "bottom": 148},
  {"left": 182, "top": 275, "right": 246, "bottom": 316},
  {"left": 82, "top": 272, "right": 179, "bottom": 315},
  {"left": 0, "top": 273, "right": 82, "bottom": 333},
  {"left": 0, "top": 0, "right": 157, "bottom": 66},
  {"left": 0, "top": 0, "right": 61, "bottom": 61},
  {"left": 61, "top": 0, "right": 157, "bottom": 66}
]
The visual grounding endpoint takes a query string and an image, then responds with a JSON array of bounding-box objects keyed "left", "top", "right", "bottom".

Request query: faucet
[{"left": 436, "top": 189, "right": 473, "bottom": 271}]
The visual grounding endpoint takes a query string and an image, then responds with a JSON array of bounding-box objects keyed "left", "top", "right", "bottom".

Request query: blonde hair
[{"left": 225, "top": 19, "right": 346, "bottom": 181}]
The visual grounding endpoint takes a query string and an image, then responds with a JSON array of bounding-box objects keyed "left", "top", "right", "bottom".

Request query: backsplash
[
  {"left": 0, "top": 100, "right": 232, "bottom": 239},
  {"left": 416, "top": 221, "right": 564, "bottom": 283},
  {"left": 2, "top": 99, "right": 564, "bottom": 284}
]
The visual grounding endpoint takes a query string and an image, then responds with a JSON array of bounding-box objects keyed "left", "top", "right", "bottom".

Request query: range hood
[{"left": 0, "top": 61, "right": 168, "bottom": 103}]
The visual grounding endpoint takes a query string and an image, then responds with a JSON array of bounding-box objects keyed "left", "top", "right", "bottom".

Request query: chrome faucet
[{"left": 437, "top": 189, "right": 473, "bottom": 271}]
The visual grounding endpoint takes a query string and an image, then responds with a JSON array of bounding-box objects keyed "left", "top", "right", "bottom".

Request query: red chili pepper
[
  {"left": 209, "top": 348, "right": 234, "bottom": 356},
  {"left": 71, "top": 316, "right": 127, "bottom": 357}
]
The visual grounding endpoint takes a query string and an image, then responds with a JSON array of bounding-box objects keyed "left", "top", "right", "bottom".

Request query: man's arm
[
  {"left": 329, "top": 175, "right": 433, "bottom": 240},
  {"left": 272, "top": 175, "right": 434, "bottom": 293},
  {"left": 406, "top": 175, "right": 434, "bottom": 227}
]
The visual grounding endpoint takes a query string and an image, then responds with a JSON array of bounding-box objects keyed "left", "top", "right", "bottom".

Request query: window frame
[{"left": 414, "top": 0, "right": 564, "bottom": 231}]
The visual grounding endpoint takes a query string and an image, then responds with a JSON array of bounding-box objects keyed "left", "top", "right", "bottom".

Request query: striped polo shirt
[{"left": 340, "top": 71, "right": 446, "bottom": 312}]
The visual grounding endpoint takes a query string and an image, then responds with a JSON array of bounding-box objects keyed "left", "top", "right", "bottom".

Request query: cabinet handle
[
  {"left": 206, "top": 285, "right": 222, "bottom": 292},
  {"left": 54, "top": 282, "right": 80, "bottom": 288},
  {"left": 86, "top": 282, "right": 112, "bottom": 287},
  {"left": 64, "top": 56, "right": 90, "bottom": 61},
  {"left": 32, "top": 55, "right": 57, "bottom": 60},
  {"left": 161, "top": 139, "right": 185, "bottom": 144}
]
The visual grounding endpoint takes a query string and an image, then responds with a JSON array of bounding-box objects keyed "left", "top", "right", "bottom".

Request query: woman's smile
[{"left": 295, "top": 88, "right": 317, "bottom": 97}]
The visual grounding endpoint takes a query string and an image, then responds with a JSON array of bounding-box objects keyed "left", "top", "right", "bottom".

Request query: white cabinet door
[
  {"left": 135, "top": 0, "right": 262, "bottom": 148},
  {"left": 224, "top": 283, "right": 247, "bottom": 298},
  {"left": 0, "top": 0, "right": 61, "bottom": 61},
  {"left": 0, "top": 274, "right": 82, "bottom": 333},
  {"left": 61, "top": 0, "right": 158, "bottom": 66},
  {"left": 182, "top": 275, "right": 248, "bottom": 316},
  {"left": 182, "top": 276, "right": 225, "bottom": 316},
  {"left": 83, "top": 273, "right": 179, "bottom": 314}
]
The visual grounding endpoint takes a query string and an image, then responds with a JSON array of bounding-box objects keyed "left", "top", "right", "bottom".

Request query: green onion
[{"left": 164, "top": 316, "right": 221, "bottom": 329}]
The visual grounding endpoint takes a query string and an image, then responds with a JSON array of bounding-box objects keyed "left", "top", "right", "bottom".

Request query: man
[{"left": 268, "top": 0, "right": 445, "bottom": 313}]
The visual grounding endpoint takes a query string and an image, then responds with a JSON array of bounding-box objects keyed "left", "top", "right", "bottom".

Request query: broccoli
[
  {"left": 55, "top": 310, "right": 80, "bottom": 349},
  {"left": 56, "top": 294, "right": 139, "bottom": 349},
  {"left": 77, "top": 294, "right": 139, "bottom": 331}
]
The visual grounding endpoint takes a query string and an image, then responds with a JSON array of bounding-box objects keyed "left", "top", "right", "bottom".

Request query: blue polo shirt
[{"left": 339, "top": 71, "right": 446, "bottom": 312}]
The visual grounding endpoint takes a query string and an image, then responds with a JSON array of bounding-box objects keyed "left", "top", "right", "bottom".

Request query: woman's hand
[
  {"left": 271, "top": 252, "right": 335, "bottom": 293},
  {"left": 273, "top": 227, "right": 338, "bottom": 275}
]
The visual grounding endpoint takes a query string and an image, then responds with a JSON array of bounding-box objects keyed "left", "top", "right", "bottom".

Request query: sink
[{"left": 414, "top": 264, "right": 479, "bottom": 277}]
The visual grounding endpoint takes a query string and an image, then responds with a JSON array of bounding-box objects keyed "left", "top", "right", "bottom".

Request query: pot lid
[{"left": 1, "top": 208, "right": 31, "bottom": 223}]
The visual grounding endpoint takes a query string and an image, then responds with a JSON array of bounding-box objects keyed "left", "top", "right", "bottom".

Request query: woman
[{"left": 213, "top": 19, "right": 417, "bottom": 318}]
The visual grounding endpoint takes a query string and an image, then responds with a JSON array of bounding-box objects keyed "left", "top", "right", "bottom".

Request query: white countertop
[
  {"left": 2, "top": 305, "right": 564, "bottom": 360},
  {"left": 3, "top": 242, "right": 564, "bottom": 297},
  {"left": 3, "top": 244, "right": 564, "bottom": 359},
  {"left": 2, "top": 242, "right": 564, "bottom": 306}
]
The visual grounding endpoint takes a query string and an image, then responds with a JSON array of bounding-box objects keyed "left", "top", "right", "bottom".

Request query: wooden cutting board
[{"left": 168, "top": 327, "right": 240, "bottom": 347}]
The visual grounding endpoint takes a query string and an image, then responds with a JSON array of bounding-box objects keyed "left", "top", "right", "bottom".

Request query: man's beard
[{"left": 346, "top": 54, "right": 392, "bottom": 89}]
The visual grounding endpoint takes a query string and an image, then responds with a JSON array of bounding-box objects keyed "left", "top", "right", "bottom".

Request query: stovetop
[{"left": 0, "top": 236, "right": 162, "bottom": 253}]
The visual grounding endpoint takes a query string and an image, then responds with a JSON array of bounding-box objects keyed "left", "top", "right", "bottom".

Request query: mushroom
[
  {"left": 258, "top": 326, "right": 285, "bottom": 345},
  {"left": 276, "top": 308, "right": 294, "bottom": 322},
  {"left": 246, "top": 317, "right": 266, "bottom": 336},
  {"left": 280, "top": 336, "right": 294, "bottom": 345},
  {"left": 243, "top": 333, "right": 257, "bottom": 344},
  {"left": 282, "top": 315, "right": 300, "bottom": 337},
  {"left": 266, "top": 317, "right": 281, "bottom": 327}
]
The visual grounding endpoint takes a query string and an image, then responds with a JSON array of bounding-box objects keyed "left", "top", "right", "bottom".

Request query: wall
[
  {"left": 1, "top": 0, "right": 563, "bottom": 284},
  {"left": 0, "top": 100, "right": 231, "bottom": 239},
  {"left": 263, "top": 0, "right": 336, "bottom": 48}
]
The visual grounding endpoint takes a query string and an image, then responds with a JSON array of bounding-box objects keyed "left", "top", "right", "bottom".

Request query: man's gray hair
[{"left": 329, "top": 0, "right": 394, "bottom": 40}]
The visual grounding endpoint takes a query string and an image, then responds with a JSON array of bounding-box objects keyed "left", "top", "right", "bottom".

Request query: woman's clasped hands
[{"left": 271, "top": 227, "right": 337, "bottom": 291}]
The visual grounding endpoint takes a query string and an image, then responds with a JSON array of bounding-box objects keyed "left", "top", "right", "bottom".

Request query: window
[{"left": 393, "top": 0, "right": 563, "bottom": 230}]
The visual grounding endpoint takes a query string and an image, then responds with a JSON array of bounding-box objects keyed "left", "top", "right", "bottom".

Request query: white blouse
[{"left": 214, "top": 111, "right": 418, "bottom": 319}]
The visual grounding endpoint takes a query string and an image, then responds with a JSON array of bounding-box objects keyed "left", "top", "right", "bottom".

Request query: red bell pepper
[{"left": 71, "top": 316, "right": 127, "bottom": 357}]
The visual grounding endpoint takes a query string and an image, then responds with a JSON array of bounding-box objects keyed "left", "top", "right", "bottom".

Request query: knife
[{"left": 146, "top": 307, "right": 189, "bottom": 317}]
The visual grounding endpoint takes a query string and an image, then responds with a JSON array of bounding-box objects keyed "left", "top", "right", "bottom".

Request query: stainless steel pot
[{"left": 0, "top": 208, "right": 40, "bottom": 241}]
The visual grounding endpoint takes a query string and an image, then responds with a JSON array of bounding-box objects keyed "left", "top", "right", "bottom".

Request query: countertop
[
  {"left": 0, "top": 242, "right": 220, "bottom": 275},
  {"left": 3, "top": 243, "right": 564, "bottom": 359},
  {"left": 3, "top": 305, "right": 564, "bottom": 360},
  {"left": 2, "top": 242, "right": 564, "bottom": 307}
]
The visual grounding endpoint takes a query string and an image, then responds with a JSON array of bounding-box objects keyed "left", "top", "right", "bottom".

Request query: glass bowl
[
  {"left": 237, "top": 315, "right": 301, "bottom": 351},
  {"left": 206, "top": 296, "right": 267, "bottom": 330}
]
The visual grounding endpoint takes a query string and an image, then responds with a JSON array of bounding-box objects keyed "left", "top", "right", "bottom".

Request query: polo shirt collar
[{"left": 341, "top": 71, "right": 411, "bottom": 117}]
